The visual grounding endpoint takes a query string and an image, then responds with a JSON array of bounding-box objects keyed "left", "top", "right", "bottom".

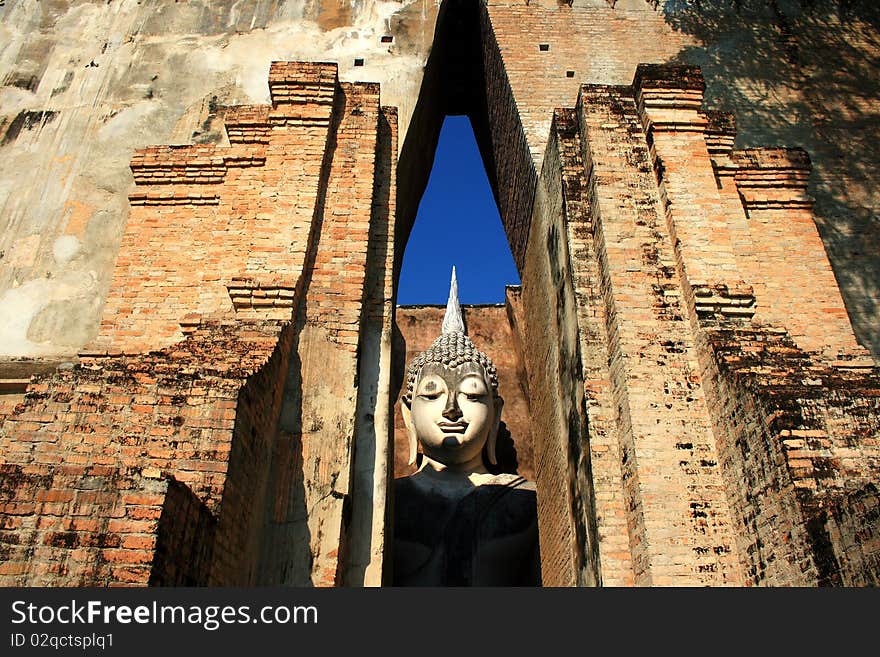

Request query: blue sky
[{"left": 397, "top": 115, "right": 521, "bottom": 305}]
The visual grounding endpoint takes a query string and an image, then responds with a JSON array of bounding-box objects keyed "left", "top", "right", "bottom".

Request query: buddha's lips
[{"left": 437, "top": 421, "right": 467, "bottom": 433}]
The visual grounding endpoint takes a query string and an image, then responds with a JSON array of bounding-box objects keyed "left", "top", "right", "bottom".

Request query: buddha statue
[{"left": 392, "top": 269, "right": 541, "bottom": 586}]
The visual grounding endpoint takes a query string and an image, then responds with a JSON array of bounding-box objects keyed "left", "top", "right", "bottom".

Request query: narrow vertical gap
[{"left": 397, "top": 115, "right": 519, "bottom": 304}]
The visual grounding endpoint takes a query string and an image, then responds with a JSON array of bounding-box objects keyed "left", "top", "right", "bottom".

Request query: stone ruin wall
[
  {"left": 0, "top": 318, "right": 294, "bottom": 585},
  {"left": 1, "top": 1, "right": 878, "bottom": 365},
  {"left": 0, "top": 61, "right": 398, "bottom": 586},
  {"left": 0, "top": 1, "right": 878, "bottom": 587},
  {"left": 521, "top": 61, "right": 879, "bottom": 586}
]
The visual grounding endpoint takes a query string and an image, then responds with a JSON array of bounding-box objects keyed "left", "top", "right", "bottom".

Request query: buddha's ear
[
  {"left": 401, "top": 398, "right": 418, "bottom": 466},
  {"left": 486, "top": 395, "right": 504, "bottom": 466}
]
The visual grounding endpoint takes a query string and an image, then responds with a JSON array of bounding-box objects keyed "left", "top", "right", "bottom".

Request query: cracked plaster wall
[
  {"left": 1, "top": 0, "right": 878, "bottom": 363},
  {"left": 0, "top": 0, "right": 432, "bottom": 358}
]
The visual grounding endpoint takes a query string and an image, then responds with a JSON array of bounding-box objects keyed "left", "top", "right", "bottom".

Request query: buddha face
[{"left": 403, "top": 361, "right": 503, "bottom": 471}]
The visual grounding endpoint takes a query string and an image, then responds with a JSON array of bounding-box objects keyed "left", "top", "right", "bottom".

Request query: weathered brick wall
[
  {"left": 0, "top": 0, "right": 435, "bottom": 360},
  {"left": 823, "top": 485, "right": 880, "bottom": 587},
  {"left": 258, "top": 79, "right": 387, "bottom": 587},
  {"left": 462, "top": 3, "right": 693, "bottom": 273},
  {"left": 478, "top": 4, "right": 539, "bottom": 269},
  {"left": 94, "top": 62, "right": 338, "bottom": 354},
  {"left": 211, "top": 319, "right": 295, "bottom": 586},
  {"left": 507, "top": 2, "right": 879, "bottom": 361},
  {"left": 700, "top": 327, "right": 880, "bottom": 585},
  {"left": 705, "top": 114, "right": 859, "bottom": 355},
  {"left": 486, "top": 2, "right": 693, "bottom": 166},
  {"left": 518, "top": 60, "right": 878, "bottom": 587},
  {"left": 1, "top": 10, "right": 877, "bottom": 586},
  {"left": 629, "top": 63, "right": 879, "bottom": 586},
  {"left": 0, "top": 61, "right": 398, "bottom": 587},
  {"left": 634, "top": 64, "right": 756, "bottom": 326},
  {"left": 657, "top": 1, "right": 880, "bottom": 356},
  {"left": 0, "top": 464, "right": 167, "bottom": 586},
  {"left": 347, "top": 105, "right": 398, "bottom": 586},
  {"left": 727, "top": 148, "right": 857, "bottom": 354},
  {"left": 574, "top": 80, "right": 742, "bottom": 585},
  {"left": 522, "top": 119, "right": 598, "bottom": 587},
  {"left": 2, "top": 1, "right": 878, "bottom": 371},
  {"left": 546, "top": 108, "right": 633, "bottom": 587},
  {"left": 0, "top": 318, "right": 292, "bottom": 586},
  {"left": 0, "top": 393, "right": 24, "bottom": 419}
]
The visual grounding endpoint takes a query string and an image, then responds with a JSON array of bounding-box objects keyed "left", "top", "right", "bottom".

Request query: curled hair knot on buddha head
[{"left": 404, "top": 332, "right": 499, "bottom": 405}]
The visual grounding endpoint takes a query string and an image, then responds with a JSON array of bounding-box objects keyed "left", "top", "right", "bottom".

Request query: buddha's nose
[{"left": 442, "top": 394, "right": 463, "bottom": 421}]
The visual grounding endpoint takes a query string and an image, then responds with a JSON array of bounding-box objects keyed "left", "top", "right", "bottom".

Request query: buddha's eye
[
  {"left": 458, "top": 376, "right": 488, "bottom": 398},
  {"left": 416, "top": 377, "right": 444, "bottom": 400}
]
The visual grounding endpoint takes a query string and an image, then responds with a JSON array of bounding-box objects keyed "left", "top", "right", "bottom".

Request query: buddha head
[{"left": 401, "top": 269, "right": 504, "bottom": 473}]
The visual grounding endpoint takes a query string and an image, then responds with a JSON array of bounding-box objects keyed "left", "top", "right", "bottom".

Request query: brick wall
[
  {"left": 547, "top": 108, "right": 633, "bottom": 587},
  {"left": 346, "top": 106, "right": 398, "bottom": 586},
  {"left": 719, "top": 147, "right": 858, "bottom": 354},
  {"left": 478, "top": 5, "right": 539, "bottom": 269},
  {"left": 575, "top": 81, "right": 742, "bottom": 585},
  {"left": 486, "top": 2, "right": 692, "bottom": 166},
  {"left": 0, "top": 464, "right": 165, "bottom": 586},
  {"left": 0, "top": 62, "right": 395, "bottom": 587},
  {"left": 522, "top": 118, "right": 599, "bottom": 587},
  {"left": 630, "top": 63, "right": 879, "bottom": 586},
  {"left": 149, "top": 478, "right": 217, "bottom": 587},
  {"left": 518, "top": 61, "right": 878, "bottom": 587},
  {"left": 258, "top": 78, "right": 387, "bottom": 587},
  {"left": 93, "top": 62, "right": 339, "bottom": 354},
  {"left": 0, "top": 318, "right": 292, "bottom": 586},
  {"left": 700, "top": 327, "right": 880, "bottom": 585}
]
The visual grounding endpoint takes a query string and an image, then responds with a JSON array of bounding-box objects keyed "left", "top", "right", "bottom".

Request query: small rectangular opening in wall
[
  {"left": 381, "top": 35, "right": 393, "bottom": 43},
  {"left": 566, "top": 70, "right": 575, "bottom": 78},
  {"left": 0, "top": 379, "right": 29, "bottom": 394},
  {"left": 539, "top": 44, "right": 550, "bottom": 52},
  {"left": 354, "top": 58, "right": 364, "bottom": 66}
]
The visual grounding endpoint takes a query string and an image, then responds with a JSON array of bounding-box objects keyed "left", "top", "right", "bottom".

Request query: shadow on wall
[{"left": 662, "top": 0, "right": 880, "bottom": 356}]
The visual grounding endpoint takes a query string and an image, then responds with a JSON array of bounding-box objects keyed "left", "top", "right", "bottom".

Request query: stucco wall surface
[
  {"left": 1, "top": 0, "right": 878, "bottom": 362},
  {"left": 0, "top": 0, "right": 431, "bottom": 358}
]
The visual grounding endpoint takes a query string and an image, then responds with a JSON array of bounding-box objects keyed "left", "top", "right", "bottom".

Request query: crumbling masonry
[{"left": 0, "top": 2, "right": 878, "bottom": 587}]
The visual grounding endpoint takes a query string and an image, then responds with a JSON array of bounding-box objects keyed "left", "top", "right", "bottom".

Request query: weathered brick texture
[
  {"left": 0, "top": 464, "right": 164, "bottom": 586},
  {"left": 0, "top": 318, "right": 292, "bottom": 586},
  {"left": 701, "top": 328, "right": 880, "bottom": 585},
  {"left": 0, "top": 62, "right": 395, "bottom": 587},
  {"left": 486, "top": 2, "right": 692, "bottom": 166},
  {"left": 1, "top": 42, "right": 877, "bottom": 588},
  {"left": 577, "top": 81, "right": 740, "bottom": 585},
  {"left": 150, "top": 478, "right": 217, "bottom": 587},
  {"left": 94, "top": 62, "right": 340, "bottom": 353},
  {"left": 257, "top": 78, "right": 389, "bottom": 587},
  {"left": 522, "top": 110, "right": 602, "bottom": 587},
  {"left": 520, "top": 61, "right": 878, "bottom": 586},
  {"left": 715, "top": 147, "right": 858, "bottom": 354}
]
